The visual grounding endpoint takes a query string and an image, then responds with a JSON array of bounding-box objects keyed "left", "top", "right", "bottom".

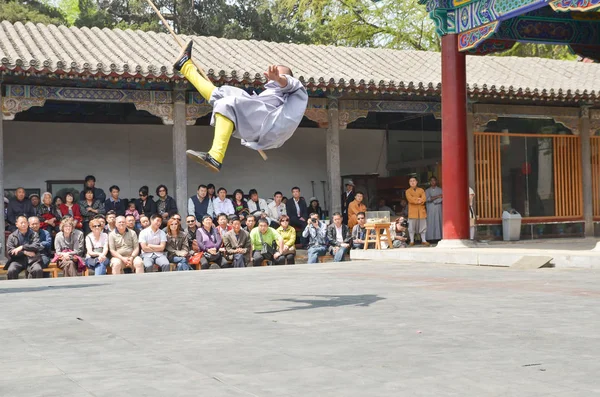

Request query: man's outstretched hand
[{"left": 264, "top": 65, "right": 288, "bottom": 88}]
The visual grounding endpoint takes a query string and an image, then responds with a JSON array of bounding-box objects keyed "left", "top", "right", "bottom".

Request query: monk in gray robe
[
  {"left": 425, "top": 176, "right": 443, "bottom": 241},
  {"left": 173, "top": 41, "right": 309, "bottom": 172}
]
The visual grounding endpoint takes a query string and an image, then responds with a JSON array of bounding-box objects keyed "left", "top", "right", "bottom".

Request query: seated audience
[
  {"left": 391, "top": 217, "right": 409, "bottom": 248},
  {"left": 398, "top": 198, "right": 409, "bottom": 218},
  {"left": 79, "top": 188, "right": 106, "bottom": 234},
  {"left": 39, "top": 192, "right": 61, "bottom": 232},
  {"left": 223, "top": 216, "right": 252, "bottom": 267},
  {"left": 85, "top": 218, "right": 110, "bottom": 276},
  {"left": 207, "top": 183, "right": 216, "bottom": 201},
  {"left": 244, "top": 214, "right": 257, "bottom": 233},
  {"left": 276, "top": 215, "right": 296, "bottom": 264},
  {"left": 140, "top": 215, "right": 150, "bottom": 230},
  {"left": 247, "top": 189, "right": 271, "bottom": 224},
  {"left": 267, "top": 191, "right": 286, "bottom": 228},
  {"left": 376, "top": 198, "right": 395, "bottom": 215},
  {"left": 6, "top": 187, "right": 34, "bottom": 231},
  {"left": 125, "top": 201, "right": 141, "bottom": 230},
  {"left": 162, "top": 214, "right": 181, "bottom": 233},
  {"left": 30, "top": 193, "right": 41, "bottom": 216},
  {"left": 105, "top": 210, "right": 117, "bottom": 234},
  {"left": 213, "top": 187, "right": 235, "bottom": 216},
  {"left": 185, "top": 215, "right": 199, "bottom": 251},
  {"left": 348, "top": 191, "right": 367, "bottom": 230},
  {"left": 54, "top": 217, "right": 85, "bottom": 277},
  {"left": 109, "top": 216, "right": 144, "bottom": 274},
  {"left": 135, "top": 186, "right": 158, "bottom": 218},
  {"left": 326, "top": 212, "right": 352, "bottom": 262},
  {"left": 188, "top": 184, "right": 215, "bottom": 221},
  {"left": 125, "top": 214, "right": 137, "bottom": 231},
  {"left": 5, "top": 215, "right": 43, "bottom": 279},
  {"left": 59, "top": 192, "right": 83, "bottom": 229},
  {"left": 104, "top": 185, "right": 126, "bottom": 216},
  {"left": 352, "top": 212, "right": 371, "bottom": 249},
  {"left": 302, "top": 212, "right": 328, "bottom": 263},
  {"left": 156, "top": 185, "right": 178, "bottom": 226},
  {"left": 166, "top": 217, "right": 192, "bottom": 271},
  {"left": 139, "top": 214, "right": 170, "bottom": 272},
  {"left": 286, "top": 186, "right": 308, "bottom": 230},
  {"left": 215, "top": 213, "right": 232, "bottom": 238},
  {"left": 308, "top": 197, "right": 323, "bottom": 220},
  {"left": 29, "top": 216, "right": 52, "bottom": 268},
  {"left": 79, "top": 175, "right": 106, "bottom": 202},
  {"left": 250, "top": 218, "right": 285, "bottom": 266},
  {"left": 232, "top": 189, "right": 250, "bottom": 223},
  {"left": 196, "top": 215, "right": 229, "bottom": 269}
]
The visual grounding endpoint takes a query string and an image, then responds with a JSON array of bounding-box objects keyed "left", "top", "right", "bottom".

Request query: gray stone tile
[
  {"left": 2, "top": 261, "right": 600, "bottom": 396},
  {"left": 0, "top": 374, "right": 92, "bottom": 397}
]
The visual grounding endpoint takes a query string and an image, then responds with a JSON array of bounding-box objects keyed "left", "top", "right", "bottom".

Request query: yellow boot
[
  {"left": 173, "top": 40, "right": 215, "bottom": 102},
  {"left": 186, "top": 113, "right": 234, "bottom": 173}
]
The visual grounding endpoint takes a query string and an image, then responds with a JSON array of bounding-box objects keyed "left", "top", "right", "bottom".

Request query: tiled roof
[{"left": 1, "top": 20, "right": 599, "bottom": 101}]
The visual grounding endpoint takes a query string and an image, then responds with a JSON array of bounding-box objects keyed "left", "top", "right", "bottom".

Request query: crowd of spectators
[{"left": 2, "top": 175, "right": 409, "bottom": 280}]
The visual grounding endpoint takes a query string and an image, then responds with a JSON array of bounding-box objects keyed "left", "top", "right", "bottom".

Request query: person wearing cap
[
  {"left": 6, "top": 188, "right": 35, "bottom": 232},
  {"left": 79, "top": 175, "right": 106, "bottom": 202},
  {"left": 308, "top": 197, "right": 323, "bottom": 220},
  {"left": 29, "top": 193, "right": 41, "bottom": 217},
  {"left": 469, "top": 187, "right": 476, "bottom": 240},
  {"left": 342, "top": 180, "right": 355, "bottom": 225}
]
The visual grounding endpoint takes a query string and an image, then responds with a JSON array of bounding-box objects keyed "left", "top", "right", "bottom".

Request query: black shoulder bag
[{"left": 259, "top": 231, "right": 277, "bottom": 259}]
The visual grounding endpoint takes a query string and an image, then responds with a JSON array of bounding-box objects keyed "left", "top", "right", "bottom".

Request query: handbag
[
  {"left": 259, "top": 231, "right": 277, "bottom": 260},
  {"left": 189, "top": 252, "right": 203, "bottom": 265}
]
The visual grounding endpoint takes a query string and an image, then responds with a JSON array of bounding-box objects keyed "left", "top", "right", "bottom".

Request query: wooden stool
[{"left": 364, "top": 223, "right": 391, "bottom": 250}]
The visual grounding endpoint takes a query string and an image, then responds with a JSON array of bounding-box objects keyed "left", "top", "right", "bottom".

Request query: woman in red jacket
[{"left": 59, "top": 192, "right": 83, "bottom": 229}]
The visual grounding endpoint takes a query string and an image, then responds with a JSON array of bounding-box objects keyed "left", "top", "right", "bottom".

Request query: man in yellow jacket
[{"left": 405, "top": 177, "right": 430, "bottom": 246}]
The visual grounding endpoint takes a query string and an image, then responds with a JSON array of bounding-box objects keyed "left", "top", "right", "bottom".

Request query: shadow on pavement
[
  {"left": 256, "top": 294, "right": 385, "bottom": 314},
  {"left": 0, "top": 284, "right": 104, "bottom": 294}
]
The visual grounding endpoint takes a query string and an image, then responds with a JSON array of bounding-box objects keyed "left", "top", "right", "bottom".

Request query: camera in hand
[{"left": 401, "top": 220, "right": 408, "bottom": 228}]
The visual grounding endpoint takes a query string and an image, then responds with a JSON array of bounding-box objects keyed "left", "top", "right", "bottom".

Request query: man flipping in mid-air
[{"left": 173, "top": 41, "right": 309, "bottom": 172}]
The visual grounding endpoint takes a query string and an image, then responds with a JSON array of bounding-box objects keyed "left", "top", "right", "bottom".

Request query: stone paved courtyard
[{"left": 1, "top": 261, "right": 599, "bottom": 396}]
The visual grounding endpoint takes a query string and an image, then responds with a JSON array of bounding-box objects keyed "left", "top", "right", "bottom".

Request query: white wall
[{"left": 4, "top": 122, "right": 387, "bottom": 205}]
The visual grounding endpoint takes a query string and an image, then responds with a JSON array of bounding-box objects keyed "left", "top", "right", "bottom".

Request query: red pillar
[{"left": 441, "top": 34, "right": 469, "bottom": 239}]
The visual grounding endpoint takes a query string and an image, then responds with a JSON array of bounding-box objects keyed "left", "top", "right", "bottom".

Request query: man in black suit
[
  {"left": 286, "top": 186, "right": 308, "bottom": 230},
  {"left": 342, "top": 180, "right": 355, "bottom": 225}
]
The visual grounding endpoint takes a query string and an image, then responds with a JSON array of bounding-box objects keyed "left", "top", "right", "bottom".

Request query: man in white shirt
[
  {"left": 326, "top": 212, "right": 352, "bottom": 262},
  {"left": 247, "top": 189, "right": 272, "bottom": 225},
  {"left": 138, "top": 214, "right": 170, "bottom": 272},
  {"left": 212, "top": 187, "right": 235, "bottom": 217},
  {"left": 267, "top": 191, "right": 287, "bottom": 228}
]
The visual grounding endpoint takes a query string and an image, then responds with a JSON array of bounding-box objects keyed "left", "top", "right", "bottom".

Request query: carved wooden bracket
[
  {"left": 473, "top": 113, "right": 498, "bottom": 131},
  {"left": 2, "top": 97, "right": 46, "bottom": 120},
  {"left": 134, "top": 103, "right": 174, "bottom": 125},
  {"left": 554, "top": 116, "right": 580, "bottom": 135},
  {"left": 186, "top": 104, "right": 212, "bottom": 125}
]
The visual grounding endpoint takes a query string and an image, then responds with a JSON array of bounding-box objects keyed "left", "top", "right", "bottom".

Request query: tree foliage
[
  {"left": 277, "top": 0, "right": 440, "bottom": 51},
  {"left": 0, "top": 0, "right": 67, "bottom": 25},
  {"left": 494, "top": 42, "right": 577, "bottom": 61}
]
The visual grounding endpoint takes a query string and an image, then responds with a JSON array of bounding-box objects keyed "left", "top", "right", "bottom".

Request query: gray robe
[
  {"left": 425, "top": 187, "right": 443, "bottom": 240},
  {"left": 209, "top": 75, "right": 308, "bottom": 151}
]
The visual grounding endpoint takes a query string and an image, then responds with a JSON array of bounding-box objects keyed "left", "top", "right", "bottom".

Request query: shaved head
[{"left": 277, "top": 65, "right": 293, "bottom": 77}]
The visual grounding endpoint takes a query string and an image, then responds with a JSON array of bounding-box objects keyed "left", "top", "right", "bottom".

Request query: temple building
[{"left": 1, "top": 20, "right": 600, "bottom": 253}]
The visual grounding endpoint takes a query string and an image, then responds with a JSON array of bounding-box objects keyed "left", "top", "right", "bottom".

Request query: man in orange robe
[
  {"left": 347, "top": 192, "right": 367, "bottom": 230},
  {"left": 405, "top": 177, "right": 430, "bottom": 246}
]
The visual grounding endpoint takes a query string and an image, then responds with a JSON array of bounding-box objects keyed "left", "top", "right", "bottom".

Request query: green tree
[
  {"left": 278, "top": 0, "right": 439, "bottom": 51},
  {"left": 495, "top": 42, "right": 577, "bottom": 61},
  {"left": 0, "top": 0, "right": 67, "bottom": 25}
]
